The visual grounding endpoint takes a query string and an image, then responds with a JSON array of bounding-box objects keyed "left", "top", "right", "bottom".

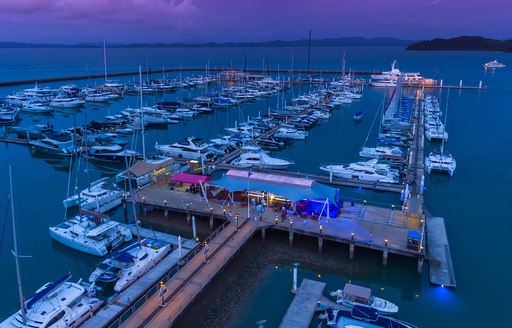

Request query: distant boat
[
  {"left": 483, "top": 59, "right": 505, "bottom": 69},
  {"left": 353, "top": 111, "right": 364, "bottom": 121}
]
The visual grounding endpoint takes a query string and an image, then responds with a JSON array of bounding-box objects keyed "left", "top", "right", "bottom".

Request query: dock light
[
  {"left": 320, "top": 225, "right": 323, "bottom": 233},
  {"left": 317, "top": 274, "right": 321, "bottom": 278},
  {"left": 186, "top": 203, "right": 190, "bottom": 210},
  {"left": 289, "top": 220, "right": 293, "bottom": 227},
  {"left": 380, "top": 287, "right": 384, "bottom": 291},
  {"left": 351, "top": 232, "right": 354, "bottom": 240},
  {"left": 142, "top": 197, "right": 146, "bottom": 203},
  {"left": 441, "top": 284, "right": 445, "bottom": 288},
  {"left": 404, "top": 206, "right": 408, "bottom": 211},
  {"left": 363, "top": 200, "right": 367, "bottom": 206},
  {"left": 210, "top": 207, "right": 213, "bottom": 214},
  {"left": 391, "top": 205, "right": 395, "bottom": 211},
  {"left": 385, "top": 239, "right": 388, "bottom": 246},
  {"left": 164, "top": 200, "right": 167, "bottom": 206},
  {"left": 122, "top": 193, "right": 126, "bottom": 199},
  {"left": 160, "top": 281, "right": 164, "bottom": 287},
  {"left": 223, "top": 209, "right": 226, "bottom": 216},
  {"left": 275, "top": 217, "right": 278, "bottom": 225}
]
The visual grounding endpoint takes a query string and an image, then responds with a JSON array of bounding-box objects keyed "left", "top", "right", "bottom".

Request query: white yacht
[
  {"left": 425, "top": 150, "right": 456, "bottom": 176},
  {"left": 0, "top": 107, "right": 21, "bottom": 124},
  {"left": 425, "top": 127, "right": 449, "bottom": 142},
  {"left": 371, "top": 60, "right": 423, "bottom": 83},
  {"left": 330, "top": 283, "right": 399, "bottom": 315},
  {"left": 369, "top": 78, "right": 397, "bottom": 87},
  {"left": 49, "top": 96, "right": 85, "bottom": 108},
  {"left": 0, "top": 273, "right": 102, "bottom": 328},
  {"left": 274, "top": 127, "right": 308, "bottom": 140},
  {"left": 88, "top": 238, "right": 170, "bottom": 292},
  {"left": 85, "top": 144, "right": 140, "bottom": 163},
  {"left": 29, "top": 138, "right": 79, "bottom": 156},
  {"left": 320, "top": 161, "right": 399, "bottom": 183},
  {"left": 359, "top": 146, "right": 403, "bottom": 159},
  {"left": 155, "top": 137, "right": 216, "bottom": 161},
  {"left": 84, "top": 93, "right": 110, "bottom": 103},
  {"left": 232, "top": 152, "right": 294, "bottom": 170},
  {"left": 63, "top": 180, "right": 124, "bottom": 213},
  {"left": 49, "top": 213, "right": 132, "bottom": 256},
  {"left": 21, "top": 101, "right": 53, "bottom": 114},
  {"left": 483, "top": 59, "right": 505, "bottom": 68}
]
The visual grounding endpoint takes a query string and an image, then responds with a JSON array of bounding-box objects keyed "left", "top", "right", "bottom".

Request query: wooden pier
[
  {"left": 280, "top": 279, "right": 326, "bottom": 328},
  {"left": 426, "top": 216, "right": 456, "bottom": 287}
]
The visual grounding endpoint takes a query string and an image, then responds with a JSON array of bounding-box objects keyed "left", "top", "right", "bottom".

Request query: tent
[
  {"left": 210, "top": 169, "right": 340, "bottom": 205},
  {"left": 171, "top": 173, "right": 211, "bottom": 185}
]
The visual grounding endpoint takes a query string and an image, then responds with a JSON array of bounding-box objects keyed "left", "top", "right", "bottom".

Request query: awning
[
  {"left": 210, "top": 169, "right": 339, "bottom": 205},
  {"left": 171, "top": 173, "right": 211, "bottom": 185}
]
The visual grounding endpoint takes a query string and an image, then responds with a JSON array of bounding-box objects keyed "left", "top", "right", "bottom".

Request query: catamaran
[{"left": 49, "top": 211, "right": 132, "bottom": 256}]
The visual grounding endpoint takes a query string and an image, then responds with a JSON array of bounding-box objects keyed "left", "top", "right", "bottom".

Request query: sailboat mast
[
  {"left": 307, "top": 29, "right": 312, "bottom": 76},
  {"left": 9, "top": 165, "right": 27, "bottom": 324},
  {"left": 441, "top": 89, "right": 450, "bottom": 155},
  {"left": 139, "top": 66, "right": 146, "bottom": 160},
  {"left": 103, "top": 40, "right": 108, "bottom": 83}
]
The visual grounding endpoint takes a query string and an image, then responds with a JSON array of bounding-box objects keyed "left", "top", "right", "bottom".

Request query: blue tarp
[{"left": 210, "top": 174, "right": 340, "bottom": 205}]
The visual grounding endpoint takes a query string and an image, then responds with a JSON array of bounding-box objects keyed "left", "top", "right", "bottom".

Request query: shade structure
[
  {"left": 171, "top": 173, "right": 211, "bottom": 185},
  {"left": 210, "top": 169, "right": 339, "bottom": 205}
]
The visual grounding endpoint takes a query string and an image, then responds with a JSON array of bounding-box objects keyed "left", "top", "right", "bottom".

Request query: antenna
[
  {"left": 103, "top": 39, "right": 107, "bottom": 83},
  {"left": 440, "top": 88, "right": 450, "bottom": 155},
  {"left": 139, "top": 66, "right": 146, "bottom": 160}
]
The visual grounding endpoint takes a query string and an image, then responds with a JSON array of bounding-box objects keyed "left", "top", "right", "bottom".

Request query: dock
[
  {"left": 279, "top": 279, "right": 326, "bottom": 328},
  {"left": 426, "top": 216, "right": 456, "bottom": 287}
]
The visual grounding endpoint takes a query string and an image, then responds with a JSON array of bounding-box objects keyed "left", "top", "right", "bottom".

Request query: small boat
[
  {"left": 353, "top": 111, "right": 364, "bottom": 121},
  {"left": 329, "top": 283, "right": 399, "bottom": 314},
  {"left": 29, "top": 137, "right": 79, "bottom": 156},
  {"left": 0, "top": 106, "right": 21, "bottom": 124},
  {"left": 88, "top": 238, "right": 170, "bottom": 292},
  {"left": 49, "top": 211, "right": 132, "bottom": 256},
  {"left": 359, "top": 146, "right": 403, "bottom": 159},
  {"left": 483, "top": 59, "right": 505, "bottom": 68}
]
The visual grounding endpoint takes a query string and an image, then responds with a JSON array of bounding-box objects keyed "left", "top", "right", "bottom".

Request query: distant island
[
  {"left": 0, "top": 37, "right": 415, "bottom": 48},
  {"left": 407, "top": 36, "right": 512, "bottom": 52}
]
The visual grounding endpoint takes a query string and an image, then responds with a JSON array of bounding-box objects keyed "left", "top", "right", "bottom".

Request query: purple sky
[{"left": 0, "top": 0, "right": 509, "bottom": 43}]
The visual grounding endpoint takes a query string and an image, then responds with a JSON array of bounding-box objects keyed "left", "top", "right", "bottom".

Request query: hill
[
  {"left": 0, "top": 37, "right": 415, "bottom": 48},
  {"left": 407, "top": 36, "right": 512, "bottom": 52}
]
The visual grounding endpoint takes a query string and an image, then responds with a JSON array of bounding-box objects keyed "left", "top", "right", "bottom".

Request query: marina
[{"left": 0, "top": 44, "right": 507, "bottom": 328}]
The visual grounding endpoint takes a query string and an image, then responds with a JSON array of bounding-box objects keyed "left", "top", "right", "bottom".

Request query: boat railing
[{"left": 107, "top": 218, "right": 232, "bottom": 328}]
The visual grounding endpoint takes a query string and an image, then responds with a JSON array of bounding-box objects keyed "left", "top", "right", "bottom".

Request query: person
[
  {"left": 228, "top": 211, "right": 232, "bottom": 221},
  {"left": 251, "top": 198, "right": 256, "bottom": 210}
]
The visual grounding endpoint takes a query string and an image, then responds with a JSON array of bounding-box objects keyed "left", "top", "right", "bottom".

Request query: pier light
[
  {"left": 164, "top": 200, "right": 167, "bottom": 206},
  {"left": 142, "top": 197, "right": 146, "bottom": 203},
  {"left": 385, "top": 239, "right": 388, "bottom": 246},
  {"left": 363, "top": 200, "right": 367, "bottom": 206},
  {"left": 210, "top": 207, "right": 213, "bottom": 214},
  {"left": 186, "top": 203, "right": 190, "bottom": 210},
  {"left": 160, "top": 281, "right": 164, "bottom": 287},
  {"left": 223, "top": 209, "right": 226, "bottom": 216},
  {"left": 122, "top": 193, "right": 125, "bottom": 199},
  {"left": 275, "top": 217, "right": 278, "bottom": 225},
  {"left": 380, "top": 287, "right": 384, "bottom": 291},
  {"left": 391, "top": 205, "right": 395, "bottom": 210},
  {"left": 317, "top": 274, "right": 321, "bottom": 278},
  {"left": 290, "top": 220, "right": 293, "bottom": 227},
  {"left": 351, "top": 232, "right": 354, "bottom": 240},
  {"left": 320, "top": 225, "right": 323, "bottom": 233}
]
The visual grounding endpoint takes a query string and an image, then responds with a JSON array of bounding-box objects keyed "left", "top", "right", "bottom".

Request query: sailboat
[
  {"left": 89, "top": 161, "right": 170, "bottom": 292},
  {"left": 116, "top": 66, "right": 181, "bottom": 189},
  {"left": 1, "top": 166, "right": 102, "bottom": 328},
  {"left": 50, "top": 150, "right": 132, "bottom": 256},
  {"left": 425, "top": 91, "right": 456, "bottom": 176}
]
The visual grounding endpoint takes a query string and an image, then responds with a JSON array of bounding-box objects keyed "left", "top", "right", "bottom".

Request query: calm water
[{"left": 0, "top": 46, "right": 511, "bottom": 327}]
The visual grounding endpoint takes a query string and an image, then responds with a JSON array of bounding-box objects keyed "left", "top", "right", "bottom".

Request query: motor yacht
[
  {"left": 88, "top": 238, "right": 170, "bottom": 292},
  {"left": 29, "top": 137, "right": 79, "bottom": 156},
  {"left": 274, "top": 127, "right": 308, "bottom": 140},
  {"left": 155, "top": 137, "right": 216, "bottom": 162},
  {"left": 483, "top": 59, "right": 505, "bottom": 68},
  {"left": 85, "top": 144, "right": 140, "bottom": 163},
  {"left": 49, "top": 96, "right": 86, "bottom": 108},
  {"left": 320, "top": 161, "right": 399, "bottom": 183},
  {"left": 49, "top": 213, "right": 132, "bottom": 256},
  {"left": 359, "top": 146, "right": 403, "bottom": 159},
  {"left": 232, "top": 152, "right": 293, "bottom": 170}
]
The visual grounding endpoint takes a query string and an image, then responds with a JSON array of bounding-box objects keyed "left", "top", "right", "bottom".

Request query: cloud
[{"left": 0, "top": 0, "right": 199, "bottom": 29}]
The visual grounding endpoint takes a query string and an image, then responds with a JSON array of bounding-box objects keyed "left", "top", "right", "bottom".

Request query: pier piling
[
  {"left": 417, "top": 258, "right": 424, "bottom": 275},
  {"left": 261, "top": 227, "right": 266, "bottom": 240},
  {"left": 318, "top": 237, "right": 323, "bottom": 253},
  {"left": 349, "top": 243, "right": 355, "bottom": 260},
  {"left": 383, "top": 250, "right": 389, "bottom": 267},
  {"left": 289, "top": 229, "right": 294, "bottom": 247}
]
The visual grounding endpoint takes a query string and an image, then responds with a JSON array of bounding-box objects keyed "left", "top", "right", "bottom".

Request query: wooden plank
[{"left": 279, "top": 279, "right": 326, "bottom": 328}]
